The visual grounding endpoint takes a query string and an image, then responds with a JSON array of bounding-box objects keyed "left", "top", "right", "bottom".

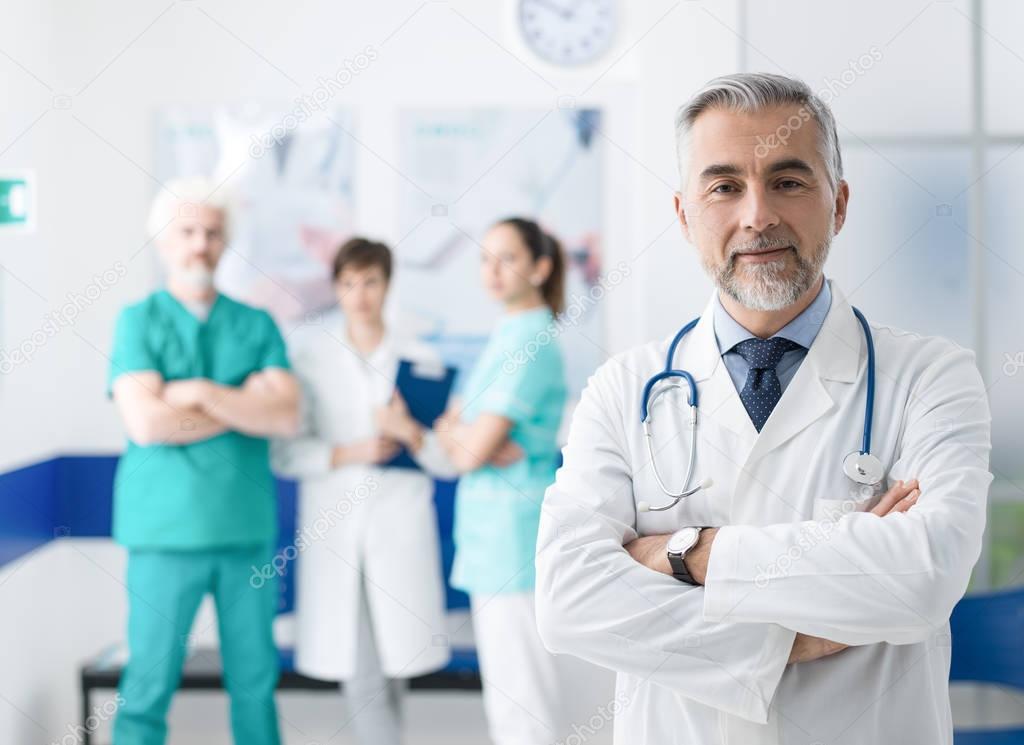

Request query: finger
[
  {"left": 877, "top": 481, "right": 919, "bottom": 516},
  {"left": 869, "top": 482, "right": 908, "bottom": 516},
  {"left": 870, "top": 479, "right": 917, "bottom": 516},
  {"left": 889, "top": 488, "right": 921, "bottom": 514}
]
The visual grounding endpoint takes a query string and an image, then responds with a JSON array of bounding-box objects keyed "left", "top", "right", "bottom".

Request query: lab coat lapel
[{"left": 746, "top": 280, "right": 862, "bottom": 465}]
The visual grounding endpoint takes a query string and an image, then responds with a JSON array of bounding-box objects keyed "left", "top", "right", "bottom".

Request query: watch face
[{"left": 667, "top": 527, "right": 700, "bottom": 554}]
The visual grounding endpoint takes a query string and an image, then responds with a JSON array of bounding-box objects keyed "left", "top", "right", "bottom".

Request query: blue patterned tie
[{"left": 732, "top": 337, "right": 803, "bottom": 432}]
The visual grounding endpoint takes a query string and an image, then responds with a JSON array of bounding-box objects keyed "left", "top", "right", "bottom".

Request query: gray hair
[
  {"left": 674, "top": 72, "right": 843, "bottom": 196},
  {"left": 146, "top": 177, "right": 233, "bottom": 242}
]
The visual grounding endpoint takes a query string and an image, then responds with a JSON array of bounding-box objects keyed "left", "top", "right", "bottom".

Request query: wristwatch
[{"left": 667, "top": 526, "right": 704, "bottom": 585}]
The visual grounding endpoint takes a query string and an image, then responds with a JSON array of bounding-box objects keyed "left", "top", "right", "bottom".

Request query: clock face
[{"left": 518, "top": 0, "right": 617, "bottom": 67}]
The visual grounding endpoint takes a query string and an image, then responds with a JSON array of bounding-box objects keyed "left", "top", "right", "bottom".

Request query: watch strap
[
  {"left": 668, "top": 527, "right": 706, "bottom": 585},
  {"left": 669, "top": 551, "right": 697, "bottom": 585}
]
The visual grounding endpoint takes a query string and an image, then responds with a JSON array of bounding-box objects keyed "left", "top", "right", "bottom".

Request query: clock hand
[{"left": 532, "top": 0, "right": 573, "bottom": 19}]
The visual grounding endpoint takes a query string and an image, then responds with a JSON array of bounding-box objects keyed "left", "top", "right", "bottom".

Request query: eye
[
  {"left": 777, "top": 179, "right": 803, "bottom": 189},
  {"left": 711, "top": 183, "right": 738, "bottom": 194}
]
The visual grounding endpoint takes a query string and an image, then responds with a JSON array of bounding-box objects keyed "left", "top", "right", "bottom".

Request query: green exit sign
[{"left": 0, "top": 174, "right": 33, "bottom": 231}]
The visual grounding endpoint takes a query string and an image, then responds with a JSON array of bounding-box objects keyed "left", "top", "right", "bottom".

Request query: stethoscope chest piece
[{"left": 842, "top": 451, "right": 884, "bottom": 485}]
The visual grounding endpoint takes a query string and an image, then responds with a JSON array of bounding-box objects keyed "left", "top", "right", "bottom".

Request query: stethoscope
[{"left": 636, "top": 307, "right": 882, "bottom": 513}]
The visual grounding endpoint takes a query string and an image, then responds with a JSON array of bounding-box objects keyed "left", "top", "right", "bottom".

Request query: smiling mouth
[{"left": 736, "top": 245, "right": 793, "bottom": 259}]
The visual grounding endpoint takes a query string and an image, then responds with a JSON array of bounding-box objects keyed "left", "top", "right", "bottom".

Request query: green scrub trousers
[{"left": 112, "top": 544, "right": 280, "bottom": 745}]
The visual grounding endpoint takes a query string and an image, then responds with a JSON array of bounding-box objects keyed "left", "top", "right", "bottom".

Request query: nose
[{"left": 739, "top": 184, "right": 781, "bottom": 234}]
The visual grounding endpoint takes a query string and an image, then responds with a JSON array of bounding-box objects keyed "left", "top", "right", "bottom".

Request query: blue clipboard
[{"left": 384, "top": 358, "right": 457, "bottom": 470}]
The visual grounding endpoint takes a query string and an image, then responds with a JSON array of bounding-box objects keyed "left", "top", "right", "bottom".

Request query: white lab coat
[
  {"left": 535, "top": 281, "right": 992, "bottom": 745},
  {"left": 272, "top": 311, "right": 455, "bottom": 681}
]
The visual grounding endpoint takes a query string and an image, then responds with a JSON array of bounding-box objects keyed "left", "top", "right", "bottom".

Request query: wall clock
[{"left": 517, "top": 0, "right": 617, "bottom": 67}]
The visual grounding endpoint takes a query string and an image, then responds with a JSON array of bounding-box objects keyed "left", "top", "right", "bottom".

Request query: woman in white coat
[{"left": 272, "top": 237, "right": 458, "bottom": 745}]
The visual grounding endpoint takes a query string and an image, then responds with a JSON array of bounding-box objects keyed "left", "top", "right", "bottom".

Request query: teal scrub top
[
  {"left": 450, "top": 307, "right": 567, "bottom": 595},
  {"left": 107, "top": 290, "right": 290, "bottom": 550}
]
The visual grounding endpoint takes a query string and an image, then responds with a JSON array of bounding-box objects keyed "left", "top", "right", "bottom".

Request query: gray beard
[
  {"left": 706, "top": 232, "right": 831, "bottom": 312},
  {"left": 172, "top": 265, "right": 215, "bottom": 291}
]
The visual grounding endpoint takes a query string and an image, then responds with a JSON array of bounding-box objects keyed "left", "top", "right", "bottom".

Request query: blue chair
[{"left": 950, "top": 587, "right": 1024, "bottom": 744}]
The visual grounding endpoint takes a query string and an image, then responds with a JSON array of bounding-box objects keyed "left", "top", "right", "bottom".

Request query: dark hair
[
  {"left": 494, "top": 217, "right": 566, "bottom": 315},
  {"left": 331, "top": 237, "right": 392, "bottom": 282}
]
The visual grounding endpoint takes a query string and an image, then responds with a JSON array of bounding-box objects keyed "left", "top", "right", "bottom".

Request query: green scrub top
[
  {"left": 451, "top": 306, "right": 567, "bottom": 595},
  {"left": 107, "top": 290, "right": 290, "bottom": 550}
]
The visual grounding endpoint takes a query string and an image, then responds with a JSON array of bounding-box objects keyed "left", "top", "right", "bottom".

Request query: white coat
[
  {"left": 272, "top": 311, "right": 455, "bottom": 681},
  {"left": 535, "top": 281, "right": 992, "bottom": 745}
]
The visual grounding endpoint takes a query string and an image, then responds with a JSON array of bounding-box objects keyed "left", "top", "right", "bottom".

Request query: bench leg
[{"left": 80, "top": 681, "right": 91, "bottom": 745}]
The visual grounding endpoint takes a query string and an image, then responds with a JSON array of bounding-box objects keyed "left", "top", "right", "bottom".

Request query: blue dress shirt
[{"left": 713, "top": 278, "right": 832, "bottom": 395}]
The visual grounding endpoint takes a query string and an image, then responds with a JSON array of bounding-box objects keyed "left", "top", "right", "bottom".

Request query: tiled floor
[
  {"left": 86, "top": 683, "right": 617, "bottom": 744},
  {"left": 83, "top": 682, "right": 1024, "bottom": 743}
]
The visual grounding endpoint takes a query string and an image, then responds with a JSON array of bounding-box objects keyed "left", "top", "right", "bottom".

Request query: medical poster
[
  {"left": 395, "top": 108, "right": 605, "bottom": 397},
  {"left": 154, "top": 105, "right": 357, "bottom": 327}
]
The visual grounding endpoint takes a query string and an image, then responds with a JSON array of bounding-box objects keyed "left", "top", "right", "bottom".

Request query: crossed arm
[
  {"left": 432, "top": 401, "right": 524, "bottom": 473},
  {"left": 534, "top": 347, "right": 991, "bottom": 722},
  {"left": 624, "top": 478, "right": 921, "bottom": 664},
  {"left": 112, "top": 368, "right": 300, "bottom": 446}
]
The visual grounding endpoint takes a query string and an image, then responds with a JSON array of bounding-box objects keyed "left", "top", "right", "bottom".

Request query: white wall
[
  {"left": 4, "top": 0, "right": 1020, "bottom": 740},
  {"left": 1, "top": 0, "right": 742, "bottom": 468},
  {"left": 0, "top": 1, "right": 746, "bottom": 740}
]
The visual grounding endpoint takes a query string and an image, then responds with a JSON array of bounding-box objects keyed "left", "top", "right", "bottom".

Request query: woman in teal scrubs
[{"left": 435, "top": 217, "right": 568, "bottom": 745}]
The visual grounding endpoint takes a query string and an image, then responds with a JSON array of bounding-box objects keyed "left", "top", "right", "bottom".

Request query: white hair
[
  {"left": 146, "top": 177, "right": 233, "bottom": 242},
  {"left": 674, "top": 72, "right": 843, "bottom": 196}
]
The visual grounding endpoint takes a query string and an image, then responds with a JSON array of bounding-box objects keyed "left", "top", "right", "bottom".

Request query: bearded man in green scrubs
[{"left": 107, "top": 178, "right": 299, "bottom": 745}]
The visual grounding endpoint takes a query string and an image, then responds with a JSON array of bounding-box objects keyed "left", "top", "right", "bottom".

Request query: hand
[
  {"left": 375, "top": 392, "right": 421, "bottom": 448},
  {"left": 333, "top": 436, "right": 401, "bottom": 467},
  {"left": 434, "top": 405, "right": 461, "bottom": 435},
  {"left": 163, "top": 378, "right": 216, "bottom": 411},
  {"left": 242, "top": 370, "right": 275, "bottom": 393},
  {"left": 869, "top": 479, "right": 920, "bottom": 516},
  {"left": 488, "top": 440, "right": 525, "bottom": 467},
  {"left": 788, "top": 632, "right": 848, "bottom": 664},
  {"left": 785, "top": 481, "right": 920, "bottom": 666}
]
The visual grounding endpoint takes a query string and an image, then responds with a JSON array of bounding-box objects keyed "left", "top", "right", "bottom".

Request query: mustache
[{"left": 727, "top": 237, "right": 796, "bottom": 260}]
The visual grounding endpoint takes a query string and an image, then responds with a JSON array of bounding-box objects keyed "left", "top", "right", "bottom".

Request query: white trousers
[
  {"left": 344, "top": 576, "right": 406, "bottom": 745},
  {"left": 470, "top": 592, "right": 563, "bottom": 745}
]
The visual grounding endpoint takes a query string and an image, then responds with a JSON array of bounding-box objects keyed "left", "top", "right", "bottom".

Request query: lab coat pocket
[{"left": 811, "top": 482, "right": 880, "bottom": 522}]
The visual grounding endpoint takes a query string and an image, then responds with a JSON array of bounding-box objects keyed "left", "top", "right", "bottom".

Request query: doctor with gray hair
[{"left": 535, "top": 72, "right": 991, "bottom": 745}]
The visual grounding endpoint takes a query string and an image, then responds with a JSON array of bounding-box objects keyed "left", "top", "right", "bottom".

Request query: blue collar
[{"left": 713, "top": 277, "right": 832, "bottom": 354}]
